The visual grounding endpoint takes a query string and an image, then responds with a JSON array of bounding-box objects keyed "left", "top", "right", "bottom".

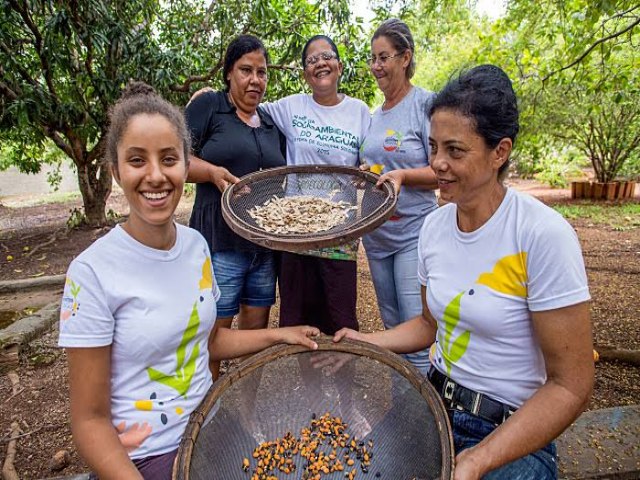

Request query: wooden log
[
  {"left": 605, "top": 182, "right": 617, "bottom": 200},
  {"left": 596, "top": 346, "right": 640, "bottom": 366},
  {"left": 0, "top": 345, "right": 19, "bottom": 373}
]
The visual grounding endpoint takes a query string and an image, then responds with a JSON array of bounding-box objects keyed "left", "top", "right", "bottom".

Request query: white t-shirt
[
  {"left": 261, "top": 93, "right": 371, "bottom": 260},
  {"left": 261, "top": 93, "right": 370, "bottom": 167},
  {"left": 418, "top": 188, "right": 590, "bottom": 408},
  {"left": 58, "top": 224, "right": 220, "bottom": 459}
]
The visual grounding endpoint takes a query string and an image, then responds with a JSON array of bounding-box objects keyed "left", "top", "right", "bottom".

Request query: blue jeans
[
  {"left": 211, "top": 250, "right": 277, "bottom": 318},
  {"left": 451, "top": 410, "right": 557, "bottom": 479},
  {"left": 367, "top": 246, "right": 429, "bottom": 374}
]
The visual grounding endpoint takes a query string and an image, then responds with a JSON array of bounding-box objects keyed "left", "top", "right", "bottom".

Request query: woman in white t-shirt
[
  {"left": 260, "top": 35, "right": 371, "bottom": 336},
  {"left": 334, "top": 65, "right": 594, "bottom": 480},
  {"left": 58, "top": 82, "right": 319, "bottom": 480}
]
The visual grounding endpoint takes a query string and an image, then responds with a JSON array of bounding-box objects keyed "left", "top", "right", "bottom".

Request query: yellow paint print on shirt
[
  {"left": 437, "top": 252, "right": 528, "bottom": 375},
  {"left": 199, "top": 256, "right": 213, "bottom": 290},
  {"left": 476, "top": 252, "right": 528, "bottom": 297}
]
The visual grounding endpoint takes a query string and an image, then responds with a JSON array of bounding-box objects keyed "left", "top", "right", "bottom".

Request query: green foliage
[
  {"left": 66, "top": 207, "right": 87, "bottom": 229},
  {"left": 408, "top": 0, "right": 640, "bottom": 184},
  {"left": 1, "top": 0, "right": 376, "bottom": 225},
  {"left": 553, "top": 202, "right": 640, "bottom": 230}
]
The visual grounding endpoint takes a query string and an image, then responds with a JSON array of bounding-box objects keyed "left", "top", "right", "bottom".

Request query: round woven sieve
[
  {"left": 220, "top": 165, "right": 397, "bottom": 251},
  {"left": 173, "top": 337, "right": 454, "bottom": 480}
]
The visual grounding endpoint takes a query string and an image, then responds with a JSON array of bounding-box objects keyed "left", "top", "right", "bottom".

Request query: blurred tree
[
  {"left": 407, "top": 0, "right": 640, "bottom": 183},
  {"left": 0, "top": 0, "right": 375, "bottom": 225}
]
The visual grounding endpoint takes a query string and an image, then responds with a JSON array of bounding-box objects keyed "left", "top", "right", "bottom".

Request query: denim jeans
[
  {"left": 450, "top": 410, "right": 558, "bottom": 479},
  {"left": 211, "top": 250, "right": 277, "bottom": 318},
  {"left": 366, "top": 246, "right": 429, "bottom": 374}
]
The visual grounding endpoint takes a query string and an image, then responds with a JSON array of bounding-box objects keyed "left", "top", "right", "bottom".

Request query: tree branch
[
  {"left": 170, "top": 60, "right": 224, "bottom": 92},
  {"left": 0, "top": 80, "right": 19, "bottom": 101},
  {"left": 8, "top": 0, "right": 60, "bottom": 102},
  {"left": 542, "top": 15, "right": 640, "bottom": 82}
]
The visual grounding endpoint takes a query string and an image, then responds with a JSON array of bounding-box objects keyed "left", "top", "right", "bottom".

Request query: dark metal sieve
[
  {"left": 221, "top": 165, "right": 397, "bottom": 251},
  {"left": 173, "top": 337, "right": 454, "bottom": 480}
]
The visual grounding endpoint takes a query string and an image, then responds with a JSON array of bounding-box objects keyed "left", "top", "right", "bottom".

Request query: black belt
[{"left": 427, "top": 367, "right": 517, "bottom": 426}]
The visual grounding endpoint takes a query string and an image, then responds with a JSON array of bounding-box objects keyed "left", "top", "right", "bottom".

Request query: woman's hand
[
  {"left": 278, "top": 326, "right": 320, "bottom": 350},
  {"left": 209, "top": 165, "right": 239, "bottom": 192},
  {"left": 377, "top": 169, "right": 405, "bottom": 195},
  {"left": 332, "top": 327, "right": 369, "bottom": 344},
  {"left": 186, "top": 86, "right": 215, "bottom": 107}
]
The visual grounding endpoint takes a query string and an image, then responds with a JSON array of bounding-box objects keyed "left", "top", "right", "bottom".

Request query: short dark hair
[
  {"left": 105, "top": 81, "right": 190, "bottom": 168},
  {"left": 430, "top": 64, "right": 519, "bottom": 178},
  {"left": 223, "top": 35, "right": 269, "bottom": 90},
  {"left": 372, "top": 18, "right": 416, "bottom": 79},
  {"left": 301, "top": 35, "right": 340, "bottom": 68}
]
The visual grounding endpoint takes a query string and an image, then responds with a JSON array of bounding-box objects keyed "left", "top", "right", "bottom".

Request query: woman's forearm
[
  {"left": 73, "top": 418, "right": 142, "bottom": 479},
  {"left": 186, "top": 155, "right": 215, "bottom": 183},
  {"left": 458, "top": 377, "right": 591, "bottom": 477},
  {"left": 397, "top": 166, "right": 438, "bottom": 189}
]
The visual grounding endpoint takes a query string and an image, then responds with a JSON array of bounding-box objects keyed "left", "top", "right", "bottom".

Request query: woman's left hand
[
  {"left": 279, "top": 326, "right": 320, "bottom": 350},
  {"left": 377, "top": 169, "right": 405, "bottom": 194}
]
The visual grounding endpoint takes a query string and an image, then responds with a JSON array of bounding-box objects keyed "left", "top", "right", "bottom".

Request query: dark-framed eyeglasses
[
  {"left": 369, "top": 53, "right": 402, "bottom": 66},
  {"left": 304, "top": 50, "right": 338, "bottom": 68}
]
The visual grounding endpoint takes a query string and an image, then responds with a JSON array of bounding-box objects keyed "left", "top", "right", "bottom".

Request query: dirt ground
[{"left": 0, "top": 180, "right": 638, "bottom": 478}]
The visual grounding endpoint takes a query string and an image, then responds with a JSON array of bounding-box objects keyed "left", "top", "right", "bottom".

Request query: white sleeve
[
  {"left": 58, "top": 260, "right": 114, "bottom": 347},
  {"left": 260, "top": 96, "right": 292, "bottom": 133},
  {"left": 525, "top": 214, "right": 591, "bottom": 311},
  {"left": 417, "top": 215, "right": 432, "bottom": 286}
]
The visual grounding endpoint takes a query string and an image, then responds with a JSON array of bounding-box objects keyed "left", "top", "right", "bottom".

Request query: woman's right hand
[
  {"left": 377, "top": 169, "right": 405, "bottom": 195},
  {"left": 332, "top": 328, "right": 369, "bottom": 344},
  {"left": 210, "top": 165, "right": 239, "bottom": 192}
]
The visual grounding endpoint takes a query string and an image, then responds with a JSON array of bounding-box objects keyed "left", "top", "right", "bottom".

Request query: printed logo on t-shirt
[
  {"left": 60, "top": 276, "right": 81, "bottom": 321},
  {"left": 436, "top": 252, "right": 528, "bottom": 375},
  {"left": 291, "top": 114, "right": 359, "bottom": 155},
  {"left": 382, "top": 129, "right": 405, "bottom": 153}
]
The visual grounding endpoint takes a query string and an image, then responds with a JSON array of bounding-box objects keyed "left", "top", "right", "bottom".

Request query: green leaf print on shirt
[
  {"left": 439, "top": 291, "right": 471, "bottom": 376},
  {"left": 146, "top": 301, "right": 200, "bottom": 398}
]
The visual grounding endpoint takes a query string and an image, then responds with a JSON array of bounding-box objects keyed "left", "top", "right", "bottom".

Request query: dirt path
[{"left": 0, "top": 181, "right": 638, "bottom": 478}]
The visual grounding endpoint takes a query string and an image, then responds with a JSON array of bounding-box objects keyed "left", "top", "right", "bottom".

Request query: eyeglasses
[
  {"left": 369, "top": 53, "right": 402, "bottom": 66},
  {"left": 304, "top": 50, "right": 338, "bottom": 67}
]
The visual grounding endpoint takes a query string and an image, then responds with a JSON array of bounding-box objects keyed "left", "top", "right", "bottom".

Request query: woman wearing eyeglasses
[
  {"left": 260, "top": 35, "right": 370, "bottom": 336},
  {"left": 359, "top": 19, "right": 439, "bottom": 375}
]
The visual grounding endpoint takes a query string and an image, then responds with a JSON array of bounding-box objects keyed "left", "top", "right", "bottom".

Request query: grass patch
[
  {"left": 1, "top": 190, "right": 81, "bottom": 208},
  {"left": 553, "top": 202, "right": 640, "bottom": 230}
]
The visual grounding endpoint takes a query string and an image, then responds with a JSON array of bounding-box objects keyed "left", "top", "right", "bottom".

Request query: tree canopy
[
  {"left": 1, "top": 0, "right": 376, "bottom": 225},
  {"left": 2, "top": 0, "right": 638, "bottom": 222},
  {"left": 411, "top": 0, "right": 640, "bottom": 184}
]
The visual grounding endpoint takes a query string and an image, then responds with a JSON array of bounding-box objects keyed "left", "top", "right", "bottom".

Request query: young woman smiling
[{"left": 59, "top": 82, "right": 318, "bottom": 479}]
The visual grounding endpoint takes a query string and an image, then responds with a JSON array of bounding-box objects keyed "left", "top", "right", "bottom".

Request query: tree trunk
[{"left": 76, "top": 157, "right": 113, "bottom": 227}]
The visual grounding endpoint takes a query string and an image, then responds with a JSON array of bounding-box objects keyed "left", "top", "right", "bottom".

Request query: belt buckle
[
  {"left": 471, "top": 392, "right": 483, "bottom": 416},
  {"left": 443, "top": 380, "right": 456, "bottom": 401}
]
